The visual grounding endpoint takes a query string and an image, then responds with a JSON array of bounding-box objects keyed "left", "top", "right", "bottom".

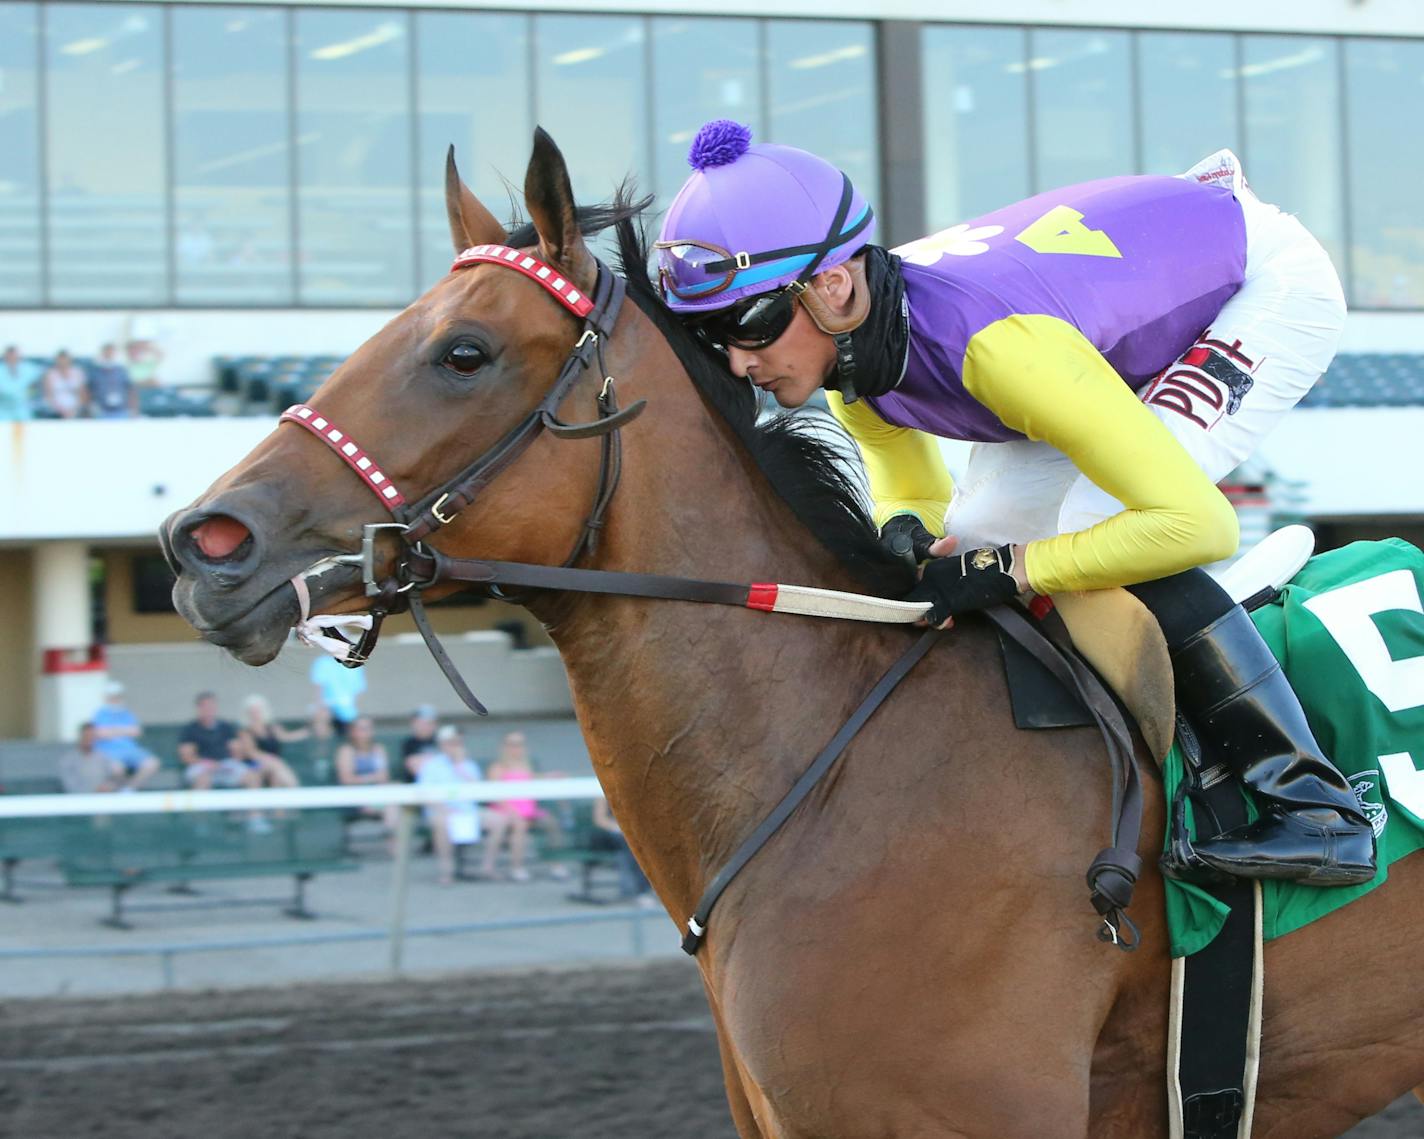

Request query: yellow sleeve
[
  {"left": 826, "top": 390, "right": 954, "bottom": 535},
  {"left": 962, "top": 314, "right": 1239, "bottom": 594}
]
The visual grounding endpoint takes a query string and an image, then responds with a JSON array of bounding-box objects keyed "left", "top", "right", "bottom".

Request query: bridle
[
  {"left": 281, "top": 242, "right": 644, "bottom": 710},
  {"left": 276, "top": 240, "right": 1146, "bottom": 956}
]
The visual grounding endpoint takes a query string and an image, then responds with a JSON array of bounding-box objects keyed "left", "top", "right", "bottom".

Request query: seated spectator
[
  {"left": 482, "top": 730, "right": 568, "bottom": 882},
  {"left": 229, "top": 728, "right": 300, "bottom": 789},
  {"left": 0, "top": 345, "right": 39, "bottom": 421},
  {"left": 90, "top": 681, "right": 160, "bottom": 791},
  {"left": 591, "top": 797, "right": 655, "bottom": 905},
  {"left": 125, "top": 337, "right": 162, "bottom": 386},
  {"left": 241, "top": 694, "right": 310, "bottom": 760},
  {"left": 58, "top": 723, "right": 125, "bottom": 794},
  {"left": 310, "top": 652, "right": 365, "bottom": 738},
  {"left": 334, "top": 715, "right": 397, "bottom": 835},
  {"left": 86, "top": 343, "right": 137, "bottom": 419},
  {"left": 416, "top": 725, "right": 486, "bottom": 885},
  {"left": 42, "top": 350, "right": 87, "bottom": 419},
  {"left": 399, "top": 704, "right": 440, "bottom": 782},
  {"left": 178, "top": 691, "right": 259, "bottom": 791}
]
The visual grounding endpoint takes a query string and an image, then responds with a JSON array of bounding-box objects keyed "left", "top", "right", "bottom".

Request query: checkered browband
[
  {"left": 278, "top": 404, "right": 406, "bottom": 508},
  {"left": 449, "top": 244, "right": 594, "bottom": 318}
]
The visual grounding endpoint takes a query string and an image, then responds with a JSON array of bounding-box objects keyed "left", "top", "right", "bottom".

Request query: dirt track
[{"left": 0, "top": 960, "right": 1417, "bottom": 1138}]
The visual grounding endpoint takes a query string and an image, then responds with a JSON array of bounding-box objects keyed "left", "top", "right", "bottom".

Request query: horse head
[{"left": 163, "top": 129, "right": 646, "bottom": 665}]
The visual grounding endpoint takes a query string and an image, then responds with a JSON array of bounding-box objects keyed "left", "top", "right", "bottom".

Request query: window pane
[
  {"left": 1345, "top": 39, "right": 1424, "bottom": 308},
  {"left": 534, "top": 15, "right": 647, "bottom": 208},
  {"left": 766, "top": 20, "right": 878, "bottom": 207},
  {"left": 172, "top": 7, "right": 292, "bottom": 305},
  {"left": 1030, "top": 28, "right": 1133, "bottom": 190},
  {"left": 921, "top": 25, "right": 1029, "bottom": 231},
  {"left": 415, "top": 12, "right": 531, "bottom": 288},
  {"left": 1138, "top": 32, "right": 1239, "bottom": 175},
  {"left": 45, "top": 3, "right": 167, "bottom": 305},
  {"left": 0, "top": 2, "right": 41, "bottom": 304},
  {"left": 295, "top": 9, "right": 414, "bottom": 305},
  {"left": 1241, "top": 36, "right": 1345, "bottom": 290},
  {"left": 649, "top": 18, "right": 761, "bottom": 204}
]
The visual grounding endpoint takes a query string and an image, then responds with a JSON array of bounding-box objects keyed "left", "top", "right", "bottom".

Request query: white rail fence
[{"left": 0, "top": 780, "right": 665, "bottom": 985}]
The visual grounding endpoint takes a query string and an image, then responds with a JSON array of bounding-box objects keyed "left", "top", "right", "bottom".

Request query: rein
[{"left": 278, "top": 242, "right": 1144, "bottom": 952}]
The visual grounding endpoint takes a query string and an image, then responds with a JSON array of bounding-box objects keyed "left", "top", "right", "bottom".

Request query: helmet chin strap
[{"left": 796, "top": 258, "right": 872, "bottom": 403}]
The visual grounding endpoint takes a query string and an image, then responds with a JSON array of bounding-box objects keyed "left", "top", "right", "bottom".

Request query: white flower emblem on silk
[{"left": 894, "top": 223, "right": 1005, "bottom": 266}]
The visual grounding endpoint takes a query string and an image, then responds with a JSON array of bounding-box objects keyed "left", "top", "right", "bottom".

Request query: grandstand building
[{"left": 4, "top": 0, "right": 1424, "bottom": 738}]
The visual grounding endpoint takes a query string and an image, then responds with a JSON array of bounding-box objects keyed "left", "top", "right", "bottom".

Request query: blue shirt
[
  {"left": 310, "top": 655, "right": 367, "bottom": 721},
  {"left": 91, "top": 704, "right": 148, "bottom": 765},
  {"left": 0, "top": 359, "right": 40, "bottom": 420}
]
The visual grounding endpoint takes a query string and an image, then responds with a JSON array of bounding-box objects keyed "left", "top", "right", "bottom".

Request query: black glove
[
  {"left": 878, "top": 514, "right": 937, "bottom": 570},
  {"left": 906, "top": 544, "right": 1019, "bottom": 625}
]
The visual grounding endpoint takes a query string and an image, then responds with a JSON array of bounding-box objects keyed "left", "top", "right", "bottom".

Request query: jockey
[{"left": 655, "top": 120, "right": 1376, "bottom": 888}]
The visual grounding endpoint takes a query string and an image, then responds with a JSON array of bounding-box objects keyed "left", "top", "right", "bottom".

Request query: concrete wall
[{"left": 107, "top": 631, "right": 573, "bottom": 726}]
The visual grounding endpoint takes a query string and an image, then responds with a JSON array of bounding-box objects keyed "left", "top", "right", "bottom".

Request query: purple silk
[{"left": 869, "top": 174, "right": 1248, "bottom": 442}]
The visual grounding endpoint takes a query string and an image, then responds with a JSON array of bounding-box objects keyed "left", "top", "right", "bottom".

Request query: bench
[
  {"left": 0, "top": 777, "right": 66, "bottom": 902},
  {"left": 536, "top": 801, "right": 622, "bottom": 904},
  {"left": 60, "top": 810, "right": 357, "bottom": 929}
]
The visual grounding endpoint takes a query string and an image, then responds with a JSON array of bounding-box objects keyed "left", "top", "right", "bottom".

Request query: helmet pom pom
[{"left": 688, "top": 120, "right": 752, "bottom": 172}]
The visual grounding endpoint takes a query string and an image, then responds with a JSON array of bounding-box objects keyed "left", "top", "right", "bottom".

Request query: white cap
[
  {"left": 435, "top": 724, "right": 460, "bottom": 743},
  {"left": 104, "top": 680, "right": 125, "bottom": 697}
]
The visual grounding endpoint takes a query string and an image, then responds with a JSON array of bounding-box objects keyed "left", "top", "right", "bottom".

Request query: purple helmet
[{"left": 655, "top": 121, "right": 875, "bottom": 314}]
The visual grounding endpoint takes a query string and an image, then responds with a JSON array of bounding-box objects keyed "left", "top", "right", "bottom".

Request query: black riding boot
[{"left": 1170, "top": 604, "right": 1376, "bottom": 886}]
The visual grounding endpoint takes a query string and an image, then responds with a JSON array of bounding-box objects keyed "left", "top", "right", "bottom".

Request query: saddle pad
[
  {"left": 1052, "top": 588, "right": 1177, "bottom": 764},
  {"left": 1164, "top": 538, "right": 1424, "bottom": 958}
]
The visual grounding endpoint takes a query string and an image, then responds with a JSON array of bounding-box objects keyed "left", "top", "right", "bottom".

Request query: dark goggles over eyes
[{"left": 688, "top": 285, "right": 802, "bottom": 351}]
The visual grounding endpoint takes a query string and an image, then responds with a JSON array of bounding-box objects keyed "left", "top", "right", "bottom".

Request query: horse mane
[{"left": 507, "top": 193, "right": 914, "bottom": 596}]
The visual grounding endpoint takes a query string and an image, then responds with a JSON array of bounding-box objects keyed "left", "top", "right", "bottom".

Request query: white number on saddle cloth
[
  {"left": 1303, "top": 569, "right": 1424, "bottom": 818},
  {"left": 1304, "top": 571, "right": 1424, "bottom": 712}
]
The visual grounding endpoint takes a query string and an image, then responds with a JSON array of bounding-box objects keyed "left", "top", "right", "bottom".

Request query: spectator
[
  {"left": 399, "top": 704, "right": 440, "bottom": 782},
  {"left": 310, "top": 653, "right": 366, "bottom": 738},
  {"left": 86, "top": 343, "right": 137, "bottom": 419},
  {"left": 241, "top": 694, "right": 310, "bottom": 759},
  {"left": 125, "top": 337, "right": 163, "bottom": 387},
  {"left": 483, "top": 730, "right": 568, "bottom": 882},
  {"left": 177, "top": 691, "right": 258, "bottom": 791},
  {"left": 416, "top": 725, "right": 485, "bottom": 885},
  {"left": 58, "top": 723, "right": 125, "bottom": 794},
  {"left": 591, "top": 798, "right": 655, "bottom": 905},
  {"left": 334, "top": 715, "right": 397, "bottom": 835},
  {"left": 41, "top": 350, "right": 87, "bottom": 419},
  {"left": 90, "top": 681, "right": 160, "bottom": 791},
  {"left": 0, "top": 345, "right": 39, "bottom": 420},
  {"left": 229, "top": 728, "right": 300, "bottom": 790}
]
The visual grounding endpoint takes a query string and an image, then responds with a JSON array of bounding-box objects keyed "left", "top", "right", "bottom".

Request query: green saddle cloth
[{"left": 1165, "top": 538, "right": 1424, "bottom": 959}]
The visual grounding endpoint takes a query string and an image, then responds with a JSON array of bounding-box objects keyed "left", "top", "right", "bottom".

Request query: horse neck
[{"left": 536, "top": 332, "right": 906, "bottom": 915}]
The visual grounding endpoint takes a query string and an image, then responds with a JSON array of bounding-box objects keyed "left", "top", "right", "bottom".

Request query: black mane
[{"left": 509, "top": 196, "right": 913, "bottom": 596}]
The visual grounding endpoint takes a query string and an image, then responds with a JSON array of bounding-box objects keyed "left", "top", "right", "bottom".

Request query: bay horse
[{"left": 164, "top": 129, "right": 1424, "bottom": 1138}]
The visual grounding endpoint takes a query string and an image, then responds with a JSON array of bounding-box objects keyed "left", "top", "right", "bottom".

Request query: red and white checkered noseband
[
  {"left": 450, "top": 244, "right": 594, "bottom": 318},
  {"left": 279, "top": 404, "right": 407, "bottom": 510}
]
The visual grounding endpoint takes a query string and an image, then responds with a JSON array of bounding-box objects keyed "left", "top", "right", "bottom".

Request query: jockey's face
[{"left": 725, "top": 300, "right": 838, "bottom": 409}]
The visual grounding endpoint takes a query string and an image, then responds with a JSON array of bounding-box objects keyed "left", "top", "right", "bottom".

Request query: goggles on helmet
[
  {"left": 654, "top": 173, "right": 872, "bottom": 306},
  {"left": 687, "top": 284, "right": 803, "bottom": 351}
]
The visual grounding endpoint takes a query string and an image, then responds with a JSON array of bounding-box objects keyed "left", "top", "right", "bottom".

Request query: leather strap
[
  {"left": 681, "top": 630, "right": 940, "bottom": 954},
  {"left": 985, "top": 605, "right": 1145, "bottom": 950}
]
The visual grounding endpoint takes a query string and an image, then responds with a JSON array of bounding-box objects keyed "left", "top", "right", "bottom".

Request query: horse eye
[{"left": 443, "top": 343, "right": 488, "bottom": 377}]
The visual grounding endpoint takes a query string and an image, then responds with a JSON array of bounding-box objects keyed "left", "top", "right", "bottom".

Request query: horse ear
[
  {"left": 523, "top": 126, "right": 596, "bottom": 291},
  {"left": 445, "top": 146, "right": 506, "bottom": 253}
]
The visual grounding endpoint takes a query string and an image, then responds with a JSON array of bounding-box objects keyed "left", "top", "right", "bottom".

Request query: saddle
[{"left": 998, "top": 525, "right": 1318, "bottom": 767}]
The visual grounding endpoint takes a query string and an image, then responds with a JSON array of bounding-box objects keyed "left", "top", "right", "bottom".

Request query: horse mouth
[{"left": 176, "top": 563, "right": 363, "bottom": 666}]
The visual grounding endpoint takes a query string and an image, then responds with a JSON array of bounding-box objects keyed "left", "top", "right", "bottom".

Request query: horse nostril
[{"left": 190, "top": 515, "right": 252, "bottom": 562}]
